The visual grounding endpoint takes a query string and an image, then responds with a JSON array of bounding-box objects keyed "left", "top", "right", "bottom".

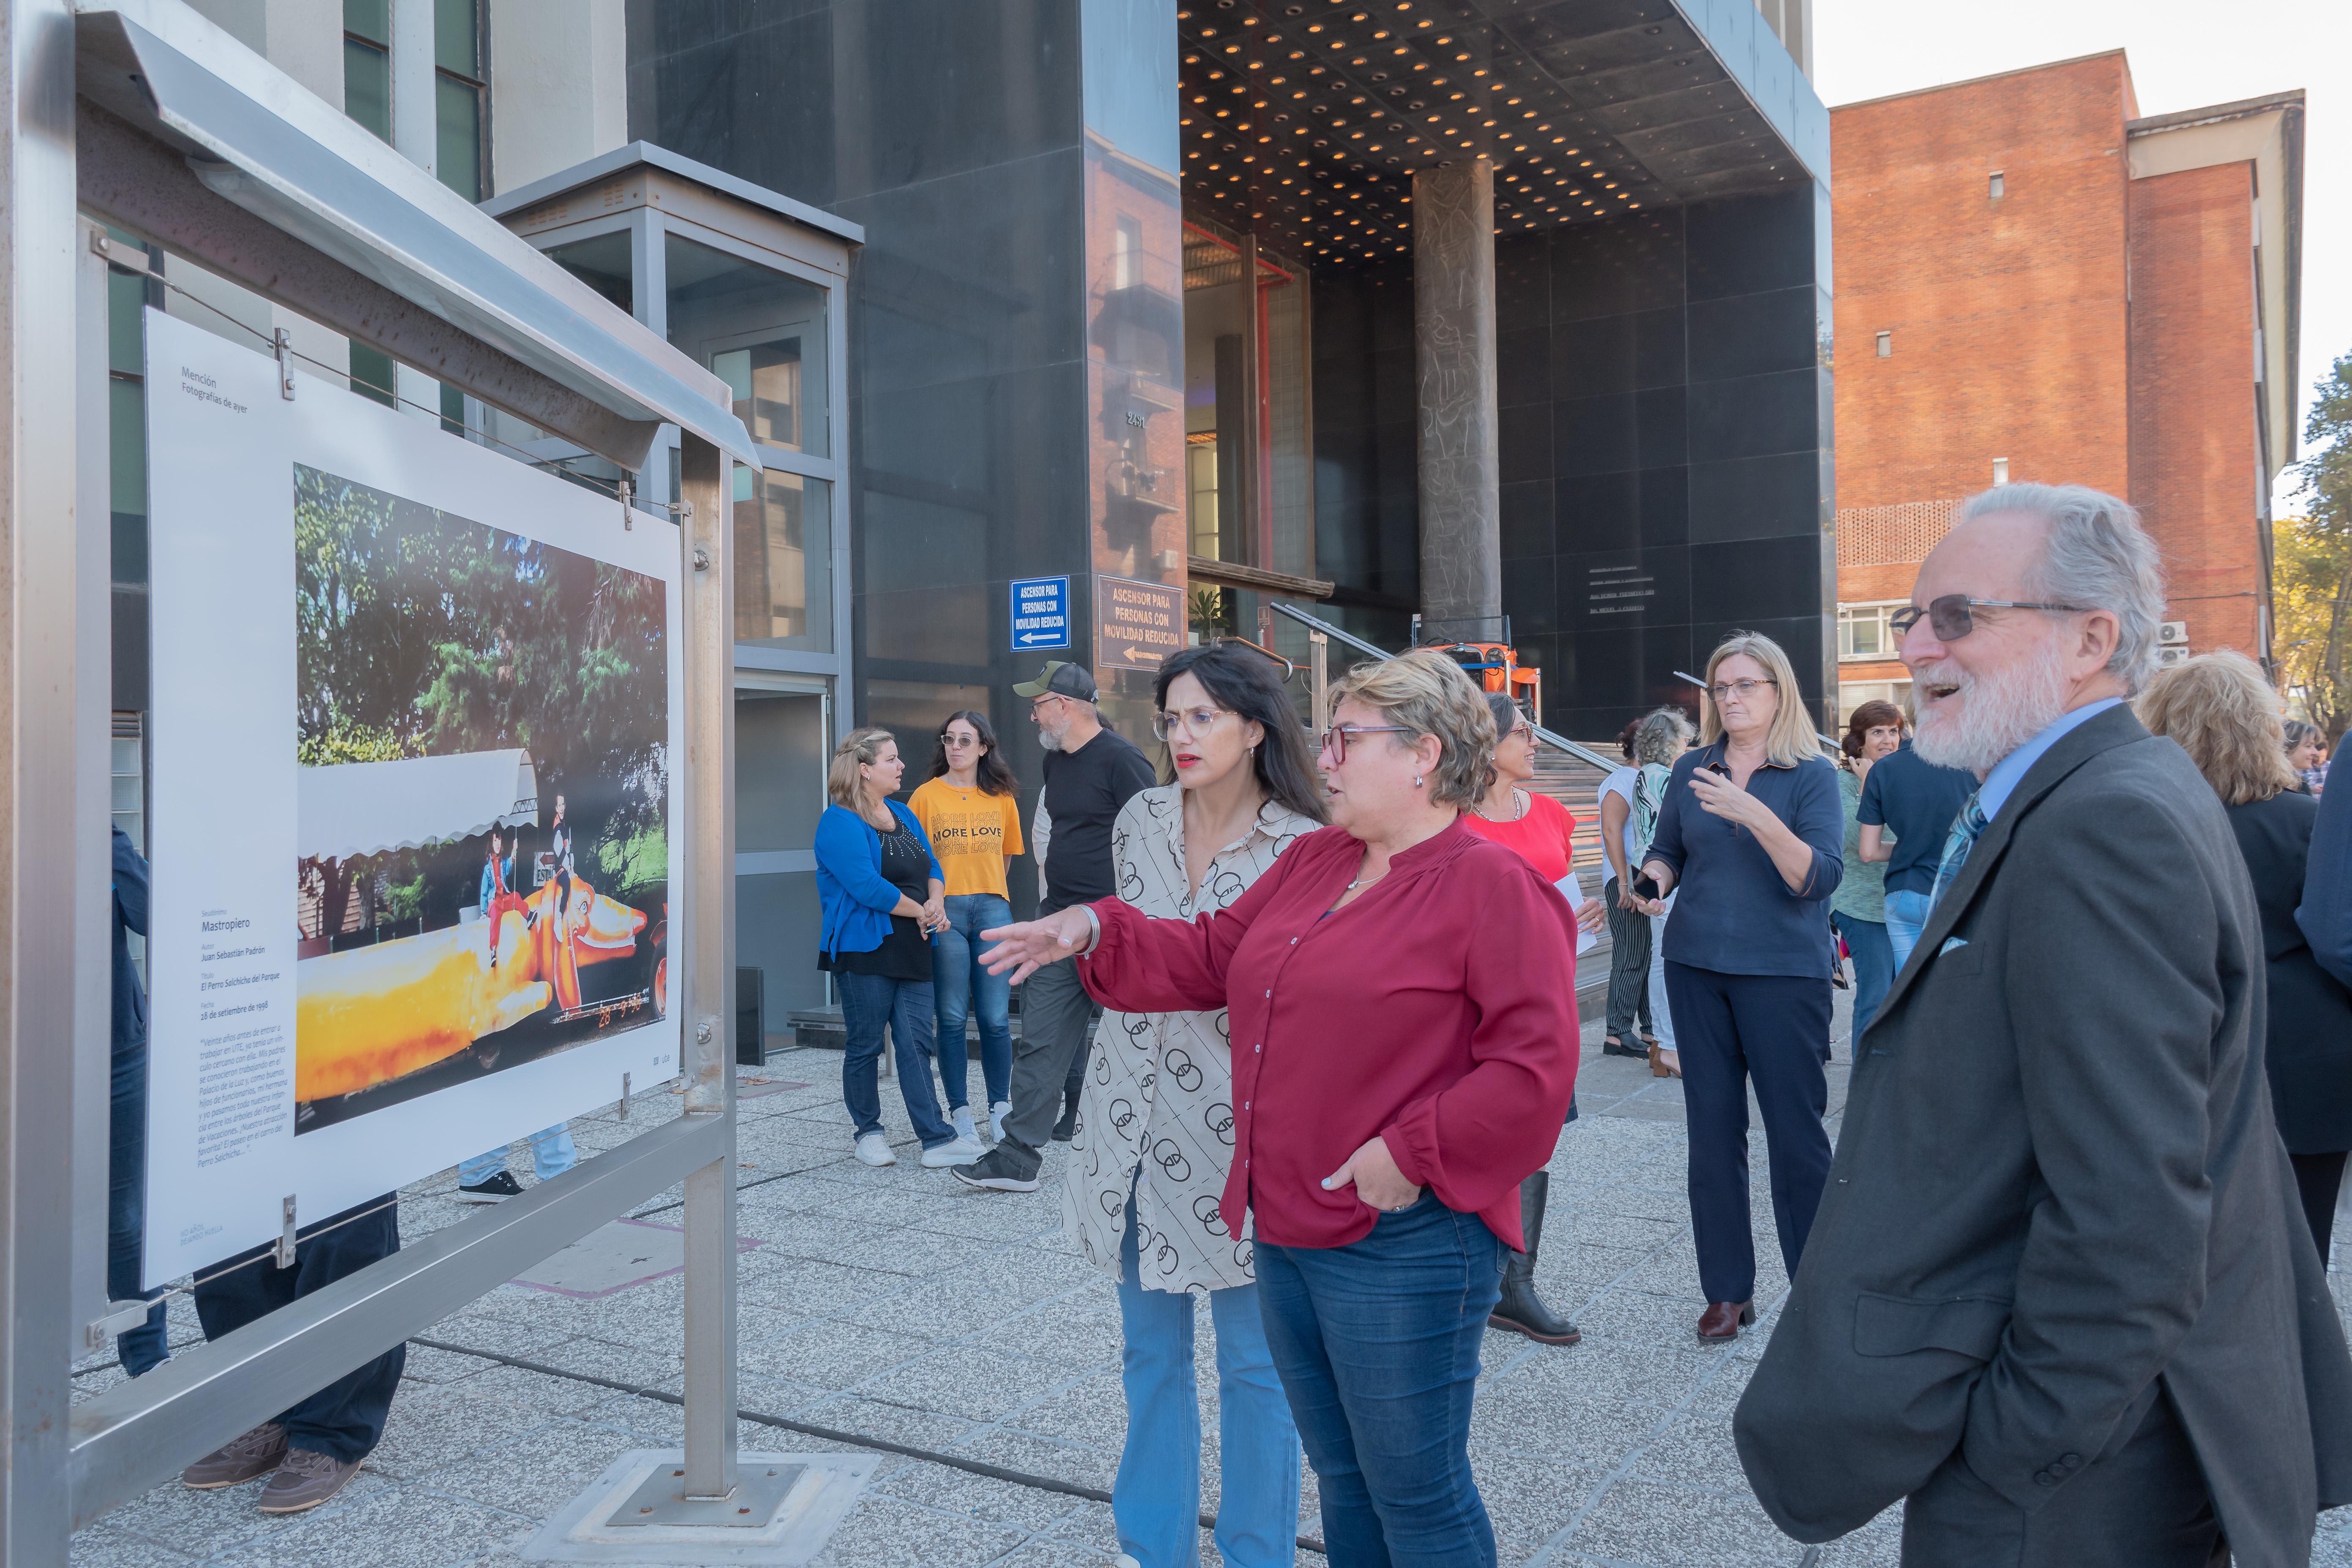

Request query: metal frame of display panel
[{"left": 2, "top": 0, "right": 765, "bottom": 1554}]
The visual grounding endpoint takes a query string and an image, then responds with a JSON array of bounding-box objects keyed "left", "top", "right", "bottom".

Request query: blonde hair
[
  {"left": 828, "top": 726, "right": 899, "bottom": 809},
  {"left": 1700, "top": 632, "right": 1818, "bottom": 768},
  {"left": 1328, "top": 648, "right": 1496, "bottom": 810},
  {"left": 2136, "top": 651, "right": 2297, "bottom": 806}
]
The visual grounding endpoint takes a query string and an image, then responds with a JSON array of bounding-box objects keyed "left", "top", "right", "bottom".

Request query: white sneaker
[
  {"left": 1115, "top": 1556, "right": 1142, "bottom": 1568},
  {"left": 952, "top": 1107, "right": 979, "bottom": 1146},
  {"left": 853, "top": 1132, "right": 897, "bottom": 1167},
  {"left": 988, "top": 1100, "right": 1011, "bottom": 1143},
  {"left": 921, "top": 1136, "right": 987, "bottom": 1168}
]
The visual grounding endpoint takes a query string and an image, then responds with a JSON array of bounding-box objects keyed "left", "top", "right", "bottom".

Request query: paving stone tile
[
  {"left": 206, "top": 1480, "right": 532, "bottom": 1568},
  {"left": 1471, "top": 1377, "right": 1672, "bottom": 1466},
  {"left": 1008, "top": 1369, "right": 1129, "bottom": 1451},
  {"left": 795, "top": 1393, "right": 980, "bottom": 1450},
  {"left": 66, "top": 1526, "right": 202, "bottom": 1568},
  {"left": 741, "top": 1319, "right": 924, "bottom": 1390},
  {"left": 1471, "top": 1446, "right": 1606, "bottom": 1565},
  {"left": 867, "top": 1454, "right": 1084, "bottom": 1532},
  {"left": 366, "top": 1385, "right": 552, "bottom": 1479},
  {"left": 801, "top": 1493, "right": 1028, "bottom": 1568},
  {"left": 945, "top": 1428, "right": 1121, "bottom": 1494},
  {"left": 407, "top": 1418, "right": 637, "bottom": 1516},
  {"left": 1565, "top": 1476, "right": 1809, "bottom": 1567},
  {"left": 853, "top": 1342, "right": 1079, "bottom": 1422}
]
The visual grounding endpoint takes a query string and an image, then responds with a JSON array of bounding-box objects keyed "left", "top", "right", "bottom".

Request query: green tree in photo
[
  {"left": 294, "top": 467, "right": 671, "bottom": 921},
  {"left": 2279, "top": 352, "right": 2352, "bottom": 745}
]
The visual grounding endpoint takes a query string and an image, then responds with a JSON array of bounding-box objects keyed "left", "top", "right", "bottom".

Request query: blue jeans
[
  {"left": 458, "top": 1123, "right": 577, "bottom": 1188},
  {"left": 1843, "top": 915, "right": 1894, "bottom": 1043},
  {"left": 1884, "top": 888, "right": 1932, "bottom": 973},
  {"left": 108, "top": 1044, "right": 169, "bottom": 1376},
  {"left": 838, "top": 971, "right": 956, "bottom": 1149},
  {"left": 1255, "top": 1193, "right": 1504, "bottom": 1568},
  {"left": 933, "top": 893, "right": 1014, "bottom": 1112},
  {"left": 1116, "top": 1189, "right": 1299, "bottom": 1568}
]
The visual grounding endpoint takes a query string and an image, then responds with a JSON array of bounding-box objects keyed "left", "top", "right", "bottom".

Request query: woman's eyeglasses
[
  {"left": 1889, "top": 594, "right": 2092, "bottom": 642},
  {"left": 1706, "top": 678, "right": 1777, "bottom": 703},
  {"left": 1317, "top": 724, "right": 1412, "bottom": 763},
  {"left": 1152, "top": 707, "right": 1234, "bottom": 742},
  {"left": 941, "top": 733, "right": 981, "bottom": 749}
]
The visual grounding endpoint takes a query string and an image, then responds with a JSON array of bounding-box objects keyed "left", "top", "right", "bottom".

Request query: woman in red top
[
  {"left": 983, "top": 651, "right": 1579, "bottom": 1568},
  {"left": 1463, "top": 691, "right": 1605, "bottom": 1349}
]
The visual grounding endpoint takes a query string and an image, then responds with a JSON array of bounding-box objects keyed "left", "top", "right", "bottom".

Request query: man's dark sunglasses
[{"left": 1890, "top": 594, "right": 2093, "bottom": 642}]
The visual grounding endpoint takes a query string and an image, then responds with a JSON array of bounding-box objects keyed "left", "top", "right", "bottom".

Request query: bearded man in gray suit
[{"left": 1735, "top": 484, "right": 2352, "bottom": 1566}]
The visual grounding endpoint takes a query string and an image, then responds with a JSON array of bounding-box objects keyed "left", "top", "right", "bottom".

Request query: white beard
[
  {"left": 1911, "top": 648, "right": 2073, "bottom": 775},
  {"left": 1037, "top": 726, "right": 1066, "bottom": 753}
]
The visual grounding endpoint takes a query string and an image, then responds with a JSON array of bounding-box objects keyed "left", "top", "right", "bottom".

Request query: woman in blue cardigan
[{"left": 816, "top": 727, "right": 982, "bottom": 1168}]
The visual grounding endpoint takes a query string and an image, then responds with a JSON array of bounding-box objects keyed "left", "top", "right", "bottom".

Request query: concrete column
[{"left": 1413, "top": 157, "right": 1501, "bottom": 633}]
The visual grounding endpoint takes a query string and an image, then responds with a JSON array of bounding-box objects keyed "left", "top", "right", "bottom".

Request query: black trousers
[
  {"left": 2291, "top": 1149, "right": 2347, "bottom": 1267},
  {"left": 191, "top": 1196, "right": 405, "bottom": 1463},
  {"left": 1602, "top": 877, "right": 1653, "bottom": 1038},
  {"left": 1901, "top": 1391, "right": 2226, "bottom": 1567}
]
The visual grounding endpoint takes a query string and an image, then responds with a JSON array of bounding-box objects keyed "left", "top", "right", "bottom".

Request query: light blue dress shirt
[{"left": 1974, "top": 697, "right": 2125, "bottom": 823}]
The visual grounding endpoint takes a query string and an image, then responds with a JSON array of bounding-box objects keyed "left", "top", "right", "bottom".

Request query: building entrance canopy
[{"left": 73, "top": 0, "right": 761, "bottom": 472}]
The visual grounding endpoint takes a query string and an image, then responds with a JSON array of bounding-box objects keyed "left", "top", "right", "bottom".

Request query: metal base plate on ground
[{"left": 521, "top": 1449, "right": 877, "bottom": 1564}]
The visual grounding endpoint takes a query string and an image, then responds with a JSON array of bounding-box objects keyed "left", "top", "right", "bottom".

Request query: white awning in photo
[{"left": 298, "top": 749, "right": 539, "bottom": 863}]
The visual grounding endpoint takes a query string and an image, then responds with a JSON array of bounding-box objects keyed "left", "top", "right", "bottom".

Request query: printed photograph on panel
[{"left": 291, "top": 465, "right": 670, "bottom": 1131}]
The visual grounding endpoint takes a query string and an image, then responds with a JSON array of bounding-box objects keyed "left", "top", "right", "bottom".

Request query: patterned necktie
[{"left": 1927, "top": 791, "right": 1989, "bottom": 914}]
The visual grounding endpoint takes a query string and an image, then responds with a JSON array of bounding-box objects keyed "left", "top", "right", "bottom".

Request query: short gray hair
[
  {"left": 1632, "top": 707, "right": 1690, "bottom": 768},
  {"left": 1959, "top": 482, "right": 2167, "bottom": 694}
]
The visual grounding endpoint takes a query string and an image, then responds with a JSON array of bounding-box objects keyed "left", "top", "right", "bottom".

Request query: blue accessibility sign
[{"left": 1009, "top": 575, "right": 1072, "bottom": 651}]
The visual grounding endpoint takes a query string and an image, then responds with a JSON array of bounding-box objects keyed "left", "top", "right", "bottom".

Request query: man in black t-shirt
[{"left": 954, "top": 661, "right": 1155, "bottom": 1192}]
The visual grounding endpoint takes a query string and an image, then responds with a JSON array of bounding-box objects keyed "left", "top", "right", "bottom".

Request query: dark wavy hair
[
  {"left": 1154, "top": 643, "right": 1329, "bottom": 825},
  {"left": 927, "top": 710, "right": 1018, "bottom": 796},
  {"left": 1617, "top": 716, "right": 1641, "bottom": 762},
  {"left": 1841, "top": 700, "right": 1906, "bottom": 765}
]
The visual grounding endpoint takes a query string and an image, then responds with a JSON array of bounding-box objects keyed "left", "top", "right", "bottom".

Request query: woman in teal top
[{"left": 1833, "top": 701, "right": 1904, "bottom": 1040}]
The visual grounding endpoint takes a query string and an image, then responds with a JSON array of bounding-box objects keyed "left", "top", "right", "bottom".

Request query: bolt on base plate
[{"left": 522, "top": 1449, "right": 877, "bottom": 1564}]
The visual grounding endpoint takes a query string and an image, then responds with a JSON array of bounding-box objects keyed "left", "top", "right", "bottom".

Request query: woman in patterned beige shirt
[{"left": 1064, "top": 642, "right": 1325, "bottom": 1568}]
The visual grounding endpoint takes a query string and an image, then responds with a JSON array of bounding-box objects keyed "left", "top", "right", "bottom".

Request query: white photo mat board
[{"left": 141, "top": 306, "right": 684, "bottom": 1287}]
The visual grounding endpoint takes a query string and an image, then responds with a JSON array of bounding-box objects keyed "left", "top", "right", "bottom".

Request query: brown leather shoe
[
  {"left": 182, "top": 1422, "right": 289, "bottom": 1489},
  {"left": 1696, "top": 1300, "right": 1756, "bottom": 1342},
  {"left": 256, "top": 1448, "right": 363, "bottom": 1514}
]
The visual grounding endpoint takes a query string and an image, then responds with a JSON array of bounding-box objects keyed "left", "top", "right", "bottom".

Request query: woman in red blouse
[
  {"left": 983, "top": 651, "right": 1581, "bottom": 1568},
  {"left": 1463, "top": 691, "right": 1606, "bottom": 1350}
]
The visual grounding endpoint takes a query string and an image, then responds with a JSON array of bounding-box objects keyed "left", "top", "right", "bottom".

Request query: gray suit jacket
[{"left": 1734, "top": 704, "right": 2352, "bottom": 1564}]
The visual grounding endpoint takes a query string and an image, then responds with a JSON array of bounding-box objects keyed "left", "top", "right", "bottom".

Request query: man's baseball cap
[{"left": 1014, "top": 661, "right": 1098, "bottom": 702}]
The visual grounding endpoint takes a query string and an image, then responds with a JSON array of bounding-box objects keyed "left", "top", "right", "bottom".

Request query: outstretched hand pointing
[{"left": 978, "top": 906, "right": 1097, "bottom": 985}]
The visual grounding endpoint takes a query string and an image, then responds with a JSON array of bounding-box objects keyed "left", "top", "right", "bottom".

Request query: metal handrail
[{"left": 1269, "top": 602, "right": 1622, "bottom": 773}]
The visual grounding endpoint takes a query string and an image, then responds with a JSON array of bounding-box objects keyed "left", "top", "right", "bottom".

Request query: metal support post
[
  {"left": 3, "top": 1, "right": 87, "bottom": 1555},
  {"left": 70, "top": 223, "right": 114, "bottom": 1356},
  {"left": 1308, "top": 628, "right": 1328, "bottom": 735},
  {"left": 675, "top": 433, "right": 738, "bottom": 1502}
]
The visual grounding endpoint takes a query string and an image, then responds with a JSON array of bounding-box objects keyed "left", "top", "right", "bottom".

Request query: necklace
[{"left": 1472, "top": 787, "right": 1527, "bottom": 823}]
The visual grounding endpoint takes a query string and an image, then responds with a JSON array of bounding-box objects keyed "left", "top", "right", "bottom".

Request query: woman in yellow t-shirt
[{"left": 909, "top": 711, "right": 1026, "bottom": 1145}]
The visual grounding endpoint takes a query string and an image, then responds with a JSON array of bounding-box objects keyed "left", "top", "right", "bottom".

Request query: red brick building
[{"left": 1828, "top": 54, "right": 2304, "bottom": 719}]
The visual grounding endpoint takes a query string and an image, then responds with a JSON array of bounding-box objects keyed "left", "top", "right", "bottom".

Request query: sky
[{"left": 1813, "top": 0, "right": 2347, "bottom": 515}]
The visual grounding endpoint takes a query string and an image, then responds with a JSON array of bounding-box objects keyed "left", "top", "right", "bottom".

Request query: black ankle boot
[
  {"left": 1051, "top": 1091, "right": 1080, "bottom": 1143},
  {"left": 1489, "top": 1171, "right": 1581, "bottom": 1345}
]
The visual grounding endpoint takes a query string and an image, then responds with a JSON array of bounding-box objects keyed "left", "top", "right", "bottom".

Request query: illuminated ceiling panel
[{"left": 1176, "top": 0, "right": 1805, "bottom": 268}]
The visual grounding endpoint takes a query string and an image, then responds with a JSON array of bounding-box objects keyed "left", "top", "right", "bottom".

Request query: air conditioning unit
[
  {"left": 2158, "top": 621, "right": 2189, "bottom": 646},
  {"left": 2156, "top": 645, "right": 2192, "bottom": 667}
]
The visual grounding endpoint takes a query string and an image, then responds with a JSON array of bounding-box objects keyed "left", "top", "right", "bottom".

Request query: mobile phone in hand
[{"left": 1631, "top": 872, "right": 1662, "bottom": 901}]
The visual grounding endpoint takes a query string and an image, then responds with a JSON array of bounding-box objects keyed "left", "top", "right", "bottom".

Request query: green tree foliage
[
  {"left": 2281, "top": 353, "right": 2352, "bottom": 744},
  {"left": 294, "top": 467, "right": 670, "bottom": 915}
]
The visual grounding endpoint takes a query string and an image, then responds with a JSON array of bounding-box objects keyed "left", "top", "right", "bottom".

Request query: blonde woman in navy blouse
[{"left": 1635, "top": 632, "right": 1843, "bottom": 1344}]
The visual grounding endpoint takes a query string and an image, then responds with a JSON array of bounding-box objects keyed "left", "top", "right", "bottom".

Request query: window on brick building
[
  {"left": 1875, "top": 331, "right": 1891, "bottom": 357},
  {"left": 1838, "top": 602, "right": 1908, "bottom": 661},
  {"left": 1993, "top": 457, "right": 2009, "bottom": 485},
  {"left": 1988, "top": 170, "right": 2004, "bottom": 200}
]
